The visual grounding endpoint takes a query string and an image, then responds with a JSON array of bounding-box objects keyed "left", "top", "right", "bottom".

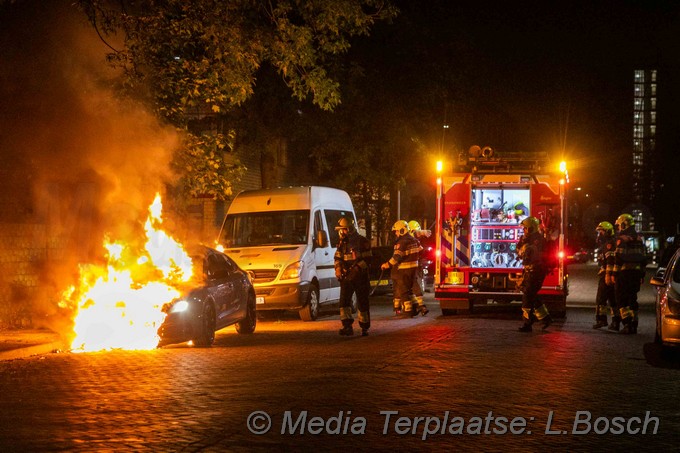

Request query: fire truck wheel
[
  {"left": 194, "top": 303, "right": 216, "bottom": 347},
  {"left": 299, "top": 285, "right": 320, "bottom": 321}
]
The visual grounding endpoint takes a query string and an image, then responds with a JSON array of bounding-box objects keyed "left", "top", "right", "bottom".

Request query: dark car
[
  {"left": 158, "top": 247, "right": 256, "bottom": 347},
  {"left": 649, "top": 248, "right": 680, "bottom": 351}
]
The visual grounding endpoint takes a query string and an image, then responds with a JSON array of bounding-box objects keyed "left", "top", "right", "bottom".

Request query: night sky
[
  {"left": 1, "top": 0, "right": 680, "bottom": 231},
  {"left": 366, "top": 0, "right": 680, "bottom": 233}
]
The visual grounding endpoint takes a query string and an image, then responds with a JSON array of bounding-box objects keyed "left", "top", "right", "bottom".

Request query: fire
[{"left": 66, "top": 193, "right": 193, "bottom": 352}]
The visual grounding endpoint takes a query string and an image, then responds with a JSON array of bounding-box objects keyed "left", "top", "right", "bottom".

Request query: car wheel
[
  {"left": 299, "top": 285, "right": 319, "bottom": 321},
  {"left": 236, "top": 292, "right": 257, "bottom": 334},
  {"left": 194, "top": 303, "right": 216, "bottom": 347}
]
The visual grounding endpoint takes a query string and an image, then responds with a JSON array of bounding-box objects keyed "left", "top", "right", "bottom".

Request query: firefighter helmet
[
  {"left": 596, "top": 221, "right": 614, "bottom": 236},
  {"left": 615, "top": 213, "right": 634, "bottom": 230},
  {"left": 407, "top": 220, "right": 421, "bottom": 234},
  {"left": 335, "top": 217, "right": 356, "bottom": 234},
  {"left": 520, "top": 216, "right": 540, "bottom": 234},
  {"left": 392, "top": 220, "right": 410, "bottom": 237}
]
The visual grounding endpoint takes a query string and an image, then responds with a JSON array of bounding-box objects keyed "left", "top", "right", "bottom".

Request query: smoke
[{"left": 0, "top": 1, "right": 181, "bottom": 332}]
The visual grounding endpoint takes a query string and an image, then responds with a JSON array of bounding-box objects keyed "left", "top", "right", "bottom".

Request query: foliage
[
  {"left": 77, "top": 0, "right": 397, "bottom": 120},
  {"left": 75, "top": 0, "right": 396, "bottom": 201},
  {"left": 174, "top": 130, "right": 246, "bottom": 200}
]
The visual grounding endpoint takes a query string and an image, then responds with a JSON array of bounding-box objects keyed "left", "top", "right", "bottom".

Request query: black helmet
[
  {"left": 335, "top": 217, "right": 356, "bottom": 234},
  {"left": 520, "top": 216, "right": 540, "bottom": 234}
]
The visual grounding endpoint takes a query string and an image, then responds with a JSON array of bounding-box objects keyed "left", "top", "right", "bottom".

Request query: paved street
[{"left": 0, "top": 264, "right": 677, "bottom": 451}]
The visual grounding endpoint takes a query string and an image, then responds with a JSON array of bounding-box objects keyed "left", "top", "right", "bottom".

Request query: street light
[
  {"left": 435, "top": 160, "right": 443, "bottom": 286},
  {"left": 558, "top": 161, "right": 568, "bottom": 287}
]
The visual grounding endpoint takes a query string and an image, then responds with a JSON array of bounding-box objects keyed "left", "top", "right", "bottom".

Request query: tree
[{"left": 76, "top": 0, "right": 397, "bottom": 200}]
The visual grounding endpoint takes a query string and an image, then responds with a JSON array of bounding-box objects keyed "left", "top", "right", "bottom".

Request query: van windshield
[{"left": 222, "top": 210, "right": 310, "bottom": 247}]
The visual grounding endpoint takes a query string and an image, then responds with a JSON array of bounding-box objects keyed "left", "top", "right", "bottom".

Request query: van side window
[
  {"left": 324, "top": 209, "right": 354, "bottom": 247},
  {"left": 314, "top": 210, "right": 324, "bottom": 245}
]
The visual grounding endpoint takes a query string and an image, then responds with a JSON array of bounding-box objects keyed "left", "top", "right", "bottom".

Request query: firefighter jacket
[
  {"left": 387, "top": 233, "right": 422, "bottom": 271},
  {"left": 613, "top": 226, "right": 647, "bottom": 274},
  {"left": 517, "top": 231, "right": 547, "bottom": 271},
  {"left": 596, "top": 236, "right": 616, "bottom": 277},
  {"left": 334, "top": 230, "right": 372, "bottom": 280}
]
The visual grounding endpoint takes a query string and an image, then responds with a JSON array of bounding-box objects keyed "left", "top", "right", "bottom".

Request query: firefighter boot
[
  {"left": 535, "top": 305, "right": 552, "bottom": 331},
  {"left": 518, "top": 321, "right": 533, "bottom": 332},
  {"left": 339, "top": 325, "right": 354, "bottom": 336},
  {"left": 608, "top": 316, "right": 621, "bottom": 332},
  {"left": 541, "top": 315, "right": 553, "bottom": 330},
  {"left": 620, "top": 307, "right": 635, "bottom": 334},
  {"left": 400, "top": 299, "right": 416, "bottom": 318},
  {"left": 592, "top": 315, "right": 608, "bottom": 330},
  {"left": 621, "top": 314, "right": 638, "bottom": 335},
  {"left": 338, "top": 318, "right": 354, "bottom": 336},
  {"left": 393, "top": 299, "right": 402, "bottom": 317},
  {"left": 411, "top": 295, "right": 428, "bottom": 316},
  {"left": 518, "top": 308, "right": 533, "bottom": 332},
  {"left": 620, "top": 321, "right": 633, "bottom": 335}
]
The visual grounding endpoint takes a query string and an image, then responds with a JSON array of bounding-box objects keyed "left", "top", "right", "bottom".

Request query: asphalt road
[{"left": 0, "top": 263, "right": 676, "bottom": 452}]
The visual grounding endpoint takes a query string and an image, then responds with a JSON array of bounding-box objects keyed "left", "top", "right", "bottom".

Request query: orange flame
[{"left": 65, "top": 193, "right": 193, "bottom": 352}]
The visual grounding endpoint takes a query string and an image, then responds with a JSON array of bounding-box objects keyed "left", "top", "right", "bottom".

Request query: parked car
[
  {"left": 157, "top": 246, "right": 257, "bottom": 347},
  {"left": 649, "top": 248, "right": 680, "bottom": 351}
]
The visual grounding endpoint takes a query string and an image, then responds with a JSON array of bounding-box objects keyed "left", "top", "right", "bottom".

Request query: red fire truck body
[{"left": 434, "top": 151, "right": 568, "bottom": 317}]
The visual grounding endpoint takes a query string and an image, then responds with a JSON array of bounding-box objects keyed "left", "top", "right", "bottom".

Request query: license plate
[{"left": 256, "top": 297, "right": 265, "bottom": 305}]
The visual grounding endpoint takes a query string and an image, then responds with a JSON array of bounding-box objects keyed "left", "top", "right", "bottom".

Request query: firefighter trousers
[
  {"left": 339, "top": 273, "right": 371, "bottom": 330},
  {"left": 520, "top": 268, "right": 548, "bottom": 322}
]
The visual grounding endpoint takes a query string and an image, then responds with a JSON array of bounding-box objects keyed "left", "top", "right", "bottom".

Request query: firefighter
[
  {"left": 612, "top": 213, "right": 647, "bottom": 334},
  {"left": 334, "top": 217, "right": 372, "bottom": 336},
  {"left": 407, "top": 220, "right": 430, "bottom": 316},
  {"left": 381, "top": 220, "right": 421, "bottom": 317},
  {"left": 517, "top": 216, "right": 553, "bottom": 332},
  {"left": 593, "top": 221, "right": 616, "bottom": 329}
]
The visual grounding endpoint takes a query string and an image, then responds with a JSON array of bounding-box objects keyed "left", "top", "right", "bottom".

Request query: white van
[{"left": 218, "top": 186, "right": 356, "bottom": 321}]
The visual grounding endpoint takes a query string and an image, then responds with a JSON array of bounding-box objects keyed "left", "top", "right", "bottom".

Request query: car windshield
[{"left": 222, "top": 210, "right": 310, "bottom": 247}]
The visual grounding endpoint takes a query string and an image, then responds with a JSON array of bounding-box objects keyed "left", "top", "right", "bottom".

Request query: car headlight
[
  {"left": 170, "top": 300, "right": 190, "bottom": 313},
  {"left": 280, "top": 261, "right": 303, "bottom": 280}
]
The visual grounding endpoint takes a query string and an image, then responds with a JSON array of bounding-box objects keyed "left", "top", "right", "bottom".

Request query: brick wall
[{"left": 0, "top": 223, "right": 49, "bottom": 328}]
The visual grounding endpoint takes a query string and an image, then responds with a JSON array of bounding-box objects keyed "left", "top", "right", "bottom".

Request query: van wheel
[{"left": 299, "top": 285, "right": 319, "bottom": 321}]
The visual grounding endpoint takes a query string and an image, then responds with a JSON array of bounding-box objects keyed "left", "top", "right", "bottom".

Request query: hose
[{"left": 370, "top": 268, "right": 387, "bottom": 296}]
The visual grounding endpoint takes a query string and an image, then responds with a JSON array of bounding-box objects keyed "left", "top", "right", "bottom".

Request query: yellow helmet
[
  {"left": 596, "top": 221, "right": 614, "bottom": 236},
  {"left": 407, "top": 220, "right": 421, "bottom": 234},
  {"left": 520, "top": 216, "right": 540, "bottom": 234},
  {"left": 615, "top": 213, "right": 634, "bottom": 230},
  {"left": 392, "top": 220, "right": 410, "bottom": 237}
]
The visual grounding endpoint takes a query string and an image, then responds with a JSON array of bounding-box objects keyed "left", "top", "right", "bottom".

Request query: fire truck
[{"left": 434, "top": 148, "right": 568, "bottom": 317}]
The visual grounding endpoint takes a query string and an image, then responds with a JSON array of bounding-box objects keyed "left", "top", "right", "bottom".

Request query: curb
[{"left": 0, "top": 341, "right": 69, "bottom": 362}]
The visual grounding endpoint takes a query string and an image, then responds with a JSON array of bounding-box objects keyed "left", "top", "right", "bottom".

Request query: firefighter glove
[
  {"left": 381, "top": 262, "right": 390, "bottom": 270},
  {"left": 335, "top": 268, "right": 343, "bottom": 281}
]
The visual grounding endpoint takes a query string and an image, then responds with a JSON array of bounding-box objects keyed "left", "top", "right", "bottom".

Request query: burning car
[{"left": 158, "top": 246, "right": 256, "bottom": 347}]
